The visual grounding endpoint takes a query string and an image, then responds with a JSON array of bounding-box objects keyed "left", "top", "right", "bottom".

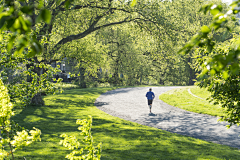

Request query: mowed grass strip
[
  {"left": 190, "top": 86, "right": 211, "bottom": 100},
  {"left": 159, "top": 86, "right": 226, "bottom": 117},
  {"left": 12, "top": 87, "right": 239, "bottom": 160}
]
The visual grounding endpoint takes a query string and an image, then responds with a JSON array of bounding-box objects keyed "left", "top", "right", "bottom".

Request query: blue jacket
[{"left": 146, "top": 91, "right": 155, "bottom": 100}]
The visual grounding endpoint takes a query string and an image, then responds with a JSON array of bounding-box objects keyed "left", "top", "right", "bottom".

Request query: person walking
[
  {"left": 146, "top": 88, "right": 155, "bottom": 113},
  {"left": 67, "top": 73, "right": 71, "bottom": 83}
]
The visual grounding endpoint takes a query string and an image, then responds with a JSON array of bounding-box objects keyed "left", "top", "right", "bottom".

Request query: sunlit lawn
[
  {"left": 189, "top": 86, "right": 211, "bottom": 100},
  {"left": 159, "top": 86, "right": 226, "bottom": 117},
  {"left": 12, "top": 86, "right": 239, "bottom": 160}
]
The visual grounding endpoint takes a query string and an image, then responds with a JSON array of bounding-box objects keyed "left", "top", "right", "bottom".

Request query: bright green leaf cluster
[
  {"left": 60, "top": 115, "right": 102, "bottom": 160},
  {"left": 0, "top": 79, "right": 14, "bottom": 132},
  {"left": 11, "top": 127, "right": 41, "bottom": 151},
  {"left": 194, "top": 38, "right": 240, "bottom": 127},
  {"left": 0, "top": 79, "right": 41, "bottom": 159}
]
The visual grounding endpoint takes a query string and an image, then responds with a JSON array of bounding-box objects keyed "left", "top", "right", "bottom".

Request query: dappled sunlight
[{"left": 12, "top": 87, "right": 240, "bottom": 159}]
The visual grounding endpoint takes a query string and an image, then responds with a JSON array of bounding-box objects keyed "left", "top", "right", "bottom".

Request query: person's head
[{"left": 149, "top": 88, "right": 152, "bottom": 91}]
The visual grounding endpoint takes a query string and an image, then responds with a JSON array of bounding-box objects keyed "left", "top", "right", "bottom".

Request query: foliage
[
  {"left": 98, "top": 25, "right": 152, "bottom": 85},
  {"left": 179, "top": 0, "right": 240, "bottom": 75},
  {"left": 54, "top": 82, "right": 80, "bottom": 90},
  {"left": 129, "top": 0, "right": 230, "bottom": 85},
  {"left": 194, "top": 39, "right": 240, "bottom": 127},
  {"left": 1, "top": 0, "right": 230, "bottom": 90},
  {"left": 0, "top": 0, "right": 70, "bottom": 106},
  {"left": 1, "top": 61, "right": 62, "bottom": 107},
  {"left": 0, "top": 0, "right": 55, "bottom": 58},
  {"left": 27, "top": 0, "right": 158, "bottom": 65},
  {"left": 97, "top": 0, "right": 226, "bottom": 86},
  {"left": 60, "top": 116, "right": 101, "bottom": 160},
  {"left": 179, "top": 0, "right": 240, "bottom": 127},
  {"left": 0, "top": 79, "right": 41, "bottom": 160}
]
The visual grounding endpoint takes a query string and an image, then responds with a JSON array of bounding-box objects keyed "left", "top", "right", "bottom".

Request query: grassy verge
[
  {"left": 190, "top": 86, "right": 211, "bottom": 100},
  {"left": 12, "top": 86, "right": 239, "bottom": 160},
  {"left": 159, "top": 86, "right": 226, "bottom": 117}
]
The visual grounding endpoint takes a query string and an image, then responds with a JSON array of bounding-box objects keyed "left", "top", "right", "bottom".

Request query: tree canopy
[{"left": 180, "top": 0, "right": 240, "bottom": 127}]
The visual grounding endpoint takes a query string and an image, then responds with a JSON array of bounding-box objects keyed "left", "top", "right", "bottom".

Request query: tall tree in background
[
  {"left": 98, "top": 24, "right": 153, "bottom": 85},
  {"left": 136, "top": 0, "right": 230, "bottom": 85},
  {"left": 1, "top": 0, "right": 161, "bottom": 105},
  {"left": 63, "top": 34, "right": 108, "bottom": 88}
]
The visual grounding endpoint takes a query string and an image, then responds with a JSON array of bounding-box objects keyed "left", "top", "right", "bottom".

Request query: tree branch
[{"left": 48, "top": 17, "right": 138, "bottom": 58}]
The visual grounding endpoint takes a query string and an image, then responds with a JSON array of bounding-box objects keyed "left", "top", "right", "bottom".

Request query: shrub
[{"left": 60, "top": 115, "right": 101, "bottom": 160}]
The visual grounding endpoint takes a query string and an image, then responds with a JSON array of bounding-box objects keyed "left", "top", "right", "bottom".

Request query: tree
[
  {"left": 133, "top": 0, "right": 230, "bottom": 85},
  {"left": 0, "top": 0, "right": 156, "bottom": 105},
  {"left": 179, "top": 0, "right": 240, "bottom": 127},
  {"left": 63, "top": 34, "right": 108, "bottom": 88},
  {"left": 8, "top": 0, "right": 168, "bottom": 103},
  {"left": 97, "top": 24, "right": 153, "bottom": 85}
]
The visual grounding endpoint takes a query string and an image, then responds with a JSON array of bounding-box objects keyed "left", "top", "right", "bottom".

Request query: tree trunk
[
  {"left": 30, "top": 93, "right": 45, "bottom": 106},
  {"left": 187, "top": 57, "right": 195, "bottom": 85},
  {"left": 27, "top": 63, "right": 45, "bottom": 106},
  {"left": 80, "top": 67, "right": 86, "bottom": 88},
  {"left": 159, "top": 77, "right": 164, "bottom": 85}
]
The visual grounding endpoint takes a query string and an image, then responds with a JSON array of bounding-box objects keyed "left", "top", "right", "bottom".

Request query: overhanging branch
[{"left": 49, "top": 17, "right": 139, "bottom": 57}]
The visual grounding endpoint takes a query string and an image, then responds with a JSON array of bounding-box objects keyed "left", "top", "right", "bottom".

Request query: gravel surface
[{"left": 95, "top": 86, "right": 240, "bottom": 149}]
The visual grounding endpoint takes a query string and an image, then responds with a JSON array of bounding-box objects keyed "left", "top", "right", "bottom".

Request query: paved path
[{"left": 95, "top": 86, "right": 240, "bottom": 149}]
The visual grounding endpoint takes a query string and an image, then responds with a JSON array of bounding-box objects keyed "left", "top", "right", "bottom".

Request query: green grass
[
  {"left": 12, "top": 86, "right": 239, "bottom": 160},
  {"left": 190, "top": 86, "right": 211, "bottom": 100},
  {"left": 159, "top": 86, "right": 226, "bottom": 117},
  {"left": 53, "top": 82, "right": 80, "bottom": 90}
]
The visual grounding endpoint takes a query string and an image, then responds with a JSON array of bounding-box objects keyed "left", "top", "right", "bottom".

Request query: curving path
[{"left": 95, "top": 87, "right": 240, "bottom": 149}]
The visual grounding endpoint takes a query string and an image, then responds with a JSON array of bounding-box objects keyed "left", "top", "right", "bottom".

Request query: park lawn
[
  {"left": 190, "top": 86, "right": 211, "bottom": 100},
  {"left": 53, "top": 82, "right": 80, "bottom": 90},
  {"left": 159, "top": 86, "right": 226, "bottom": 117},
  {"left": 12, "top": 87, "right": 240, "bottom": 160}
]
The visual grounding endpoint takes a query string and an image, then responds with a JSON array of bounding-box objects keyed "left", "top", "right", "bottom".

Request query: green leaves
[
  {"left": 201, "top": 25, "right": 211, "bottom": 33},
  {"left": 60, "top": 116, "right": 102, "bottom": 160},
  {"left": 210, "top": 4, "right": 222, "bottom": 16},
  {"left": 180, "top": 1, "right": 237, "bottom": 55},
  {"left": 131, "top": 0, "right": 137, "bottom": 7},
  {"left": 199, "top": 3, "right": 222, "bottom": 15},
  {"left": 37, "top": 9, "right": 52, "bottom": 24},
  {"left": 20, "top": 6, "right": 34, "bottom": 15},
  {"left": 0, "top": 79, "right": 41, "bottom": 159},
  {"left": 0, "top": 16, "right": 10, "bottom": 29},
  {"left": 199, "top": 3, "right": 213, "bottom": 14},
  {"left": 64, "top": 0, "right": 74, "bottom": 9},
  {"left": 0, "top": 1, "right": 44, "bottom": 58},
  {"left": 7, "top": 35, "right": 16, "bottom": 52},
  {"left": 27, "top": 41, "right": 42, "bottom": 58},
  {"left": 0, "top": 79, "right": 14, "bottom": 127},
  {"left": 188, "top": 1, "right": 240, "bottom": 127},
  {"left": 11, "top": 128, "right": 41, "bottom": 151},
  {"left": 194, "top": 37, "right": 240, "bottom": 128},
  {"left": 222, "top": 71, "right": 229, "bottom": 80}
]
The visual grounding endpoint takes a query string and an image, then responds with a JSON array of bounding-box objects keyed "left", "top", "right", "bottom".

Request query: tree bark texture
[{"left": 30, "top": 93, "right": 45, "bottom": 106}]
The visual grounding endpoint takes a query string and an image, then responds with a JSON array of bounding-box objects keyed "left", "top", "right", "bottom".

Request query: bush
[
  {"left": 60, "top": 115, "right": 102, "bottom": 160},
  {"left": 0, "top": 79, "right": 41, "bottom": 160}
]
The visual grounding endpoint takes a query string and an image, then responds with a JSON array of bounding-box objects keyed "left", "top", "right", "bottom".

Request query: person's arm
[{"left": 153, "top": 93, "right": 155, "bottom": 99}]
